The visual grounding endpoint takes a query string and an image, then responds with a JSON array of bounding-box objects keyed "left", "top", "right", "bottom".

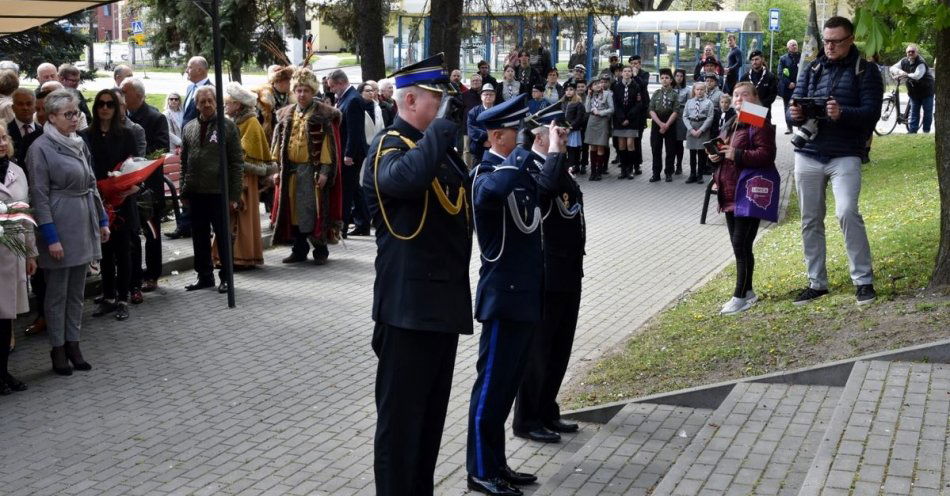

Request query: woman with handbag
[{"left": 708, "top": 82, "right": 777, "bottom": 315}]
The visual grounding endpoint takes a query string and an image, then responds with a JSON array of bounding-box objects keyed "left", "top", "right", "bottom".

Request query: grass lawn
[
  {"left": 563, "top": 134, "right": 950, "bottom": 409},
  {"left": 79, "top": 90, "right": 168, "bottom": 112}
]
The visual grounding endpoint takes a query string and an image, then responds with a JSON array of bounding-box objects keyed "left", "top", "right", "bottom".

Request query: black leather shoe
[
  {"left": 50, "top": 347, "right": 73, "bottom": 376},
  {"left": 634, "top": 166, "right": 643, "bottom": 175},
  {"left": 546, "top": 419, "right": 579, "bottom": 433},
  {"left": 282, "top": 253, "right": 308, "bottom": 264},
  {"left": 348, "top": 226, "right": 370, "bottom": 236},
  {"left": 467, "top": 475, "right": 522, "bottom": 495},
  {"left": 1, "top": 373, "right": 27, "bottom": 392},
  {"left": 649, "top": 175, "right": 661, "bottom": 182},
  {"left": 217, "top": 280, "right": 230, "bottom": 294},
  {"left": 665, "top": 175, "right": 673, "bottom": 182},
  {"left": 499, "top": 465, "right": 538, "bottom": 485},
  {"left": 92, "top": 300, "right": 116, "bottom": 317},
  {"left": 185, "top": 278, "right": 215, "bottom": 291},
  {"left": 514, "top": 427, "right": 561, "bottom": 443},
  {"left": 164, "top": 229, "right": 191, "bottom": 240}
]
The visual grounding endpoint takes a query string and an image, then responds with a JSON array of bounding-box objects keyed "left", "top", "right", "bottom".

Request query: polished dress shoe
[
  {"left": 282, "top": 253, "right": 308, "bottom": 264},
  {"left": 514, "top": 427, "right": 560, "bottom": 443},
  {"left": 25, "top": 317, "right": 46, "bottom": 335},
  {"left": 50, "top": 346, "right": 73, "bottom": 376},
  {"left": 649, "top": 175, "right": 661, "bottom": 182},
  {"left": 467, "top": 475, "right": 522, "bottom": 495},
  {"left": 64, "top": 341, "right": 92, "bottom": 371},
  {"left": 92, "top": 300, "right": 116, "bottom": 317},
  {"left": 217, "top": 280, "right": 230, "bottom": 294},
  {"left": 141, "top": 279, "right": 159, "bottom": 292},
  {"left": 1, "top": 373, "right": 27, "bottom": 392},
  {"left": 545, "top": 418, "right": 579, "bottom": 433},
  {"left": 115, "top": 302, "right": 130, "bottom": 321},
  {"left": 499, "top": 465, "right": 537, "bottom": 485},
  {"left": 185, "top": 278, "right": 216, "bottom": 291}
]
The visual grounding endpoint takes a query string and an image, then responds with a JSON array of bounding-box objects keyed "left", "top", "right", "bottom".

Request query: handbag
[{"left": 733, "top": 127, "right": 780, "bottom": 222}]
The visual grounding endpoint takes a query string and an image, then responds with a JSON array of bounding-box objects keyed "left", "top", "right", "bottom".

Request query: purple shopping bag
[{"left": 734, "top": 167, "right": 780, "bottom": 222}]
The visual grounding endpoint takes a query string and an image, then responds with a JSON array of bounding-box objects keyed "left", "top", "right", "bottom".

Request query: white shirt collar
[
  {"left": 488, "top": 149, "right": 507, "bottom": 160},
  {"left": 14, "top": 118, "right": 34, "bottom": 132}
]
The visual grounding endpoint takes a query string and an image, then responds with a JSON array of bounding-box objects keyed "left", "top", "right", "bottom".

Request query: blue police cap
[
  {"left": 388, "top": 53, "right": 451, "bottom": 94},
  {"left": 526, "top": 100, "right": 565, "bottom": 128},
  {"left": 476, "top": 93, "right": 529, "bottom": 130}
]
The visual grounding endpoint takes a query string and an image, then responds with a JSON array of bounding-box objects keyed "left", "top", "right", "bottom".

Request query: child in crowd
[{"left": 682, "top": 83, "right": 714, "bottom": 184}]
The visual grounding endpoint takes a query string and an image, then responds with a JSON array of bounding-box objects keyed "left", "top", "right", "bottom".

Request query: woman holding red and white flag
[{"left": 708, "top": 82, "right": 778, "bottom": 315}]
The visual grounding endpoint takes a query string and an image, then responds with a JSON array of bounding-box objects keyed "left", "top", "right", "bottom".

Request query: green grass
[
  {"left": 566, "top": 134, "right": 942, "bottom": 407},
  {"left": 79, "top": 90, "right": 167, "bottom": 111}
]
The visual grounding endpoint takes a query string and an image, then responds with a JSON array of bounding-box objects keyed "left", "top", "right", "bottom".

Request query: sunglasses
[{"left": 96, "top": 100, "right": 116, "bottom": 109}]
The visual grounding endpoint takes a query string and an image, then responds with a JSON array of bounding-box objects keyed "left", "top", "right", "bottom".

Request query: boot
[
  {"left": 64, "top": 341, "right": 92, "bottom": 371},
  {"left": 627, "top": 151, "right": 637, "bottom": 180},
  {"left": 618, "top": 151, "right": 629, "bottom": 179},
  {"left": 589, "top": 154, "right": 603, "bottom": 181},
  {"left": 685, "top": 163, "right": 697, "bottom": 183},
  {"left": 50, "top": 346, "right": 72, "bottom": 376}
]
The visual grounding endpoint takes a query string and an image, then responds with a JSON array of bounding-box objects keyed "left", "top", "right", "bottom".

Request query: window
[{"left": 103, "top": 4, "right": 110, "bottom": 16}]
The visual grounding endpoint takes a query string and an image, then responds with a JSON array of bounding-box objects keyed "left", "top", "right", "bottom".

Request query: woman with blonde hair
[{"left": 163, "top": 92, "right": 183, "bottom": 147}]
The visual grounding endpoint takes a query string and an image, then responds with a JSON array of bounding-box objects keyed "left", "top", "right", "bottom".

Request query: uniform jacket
[
  {"left": 180, "top": 115, "right": 243, "bottom": 200},
  {"left": 337, "top": 86, "right": 368, "bottom": 161},
  {"left": 740, "top": 68, "right": 779, "bottom": 109},
  {"left": 0, "top": 162, "right": 37, "bottom": 319},
  {"left": 516, "top": 66, "right": 542, "bottom": 95},
  {"left": 564, "top": 100, "right": 586, "bottom": 132},
  {"left": 530, "top": 150, "right": 584, "bottom": 293},
  {"left": 713, "top": 120, "right": 777, "bottom": 212},
  {"left": 472, "top": 147, "right": 554, "bottom": 323},
  {"left": 270, "top": 101, "right": 344, "bottom": 244},
  {"left": 467, "top": 105, "right": 490, "bottom": 157},
  {"left": 611, "top": 78, "right": 649, "bottom": 130},
  {"left": 682, "top": 97, "right": 715, "bottom": 149},
  {"left": 778, "top": 52, "right": 802, "bottom": 100},
  {"left": 362, "top": 116, "right": 473, "bottom": 334},
  {"left": 788, "top": 46, "right": 883, "bottom": 162}
]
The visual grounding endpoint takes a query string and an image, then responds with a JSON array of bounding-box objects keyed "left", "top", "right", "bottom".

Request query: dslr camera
[{"left": 790, "top": 97, "right": 828, "bottom": 149}]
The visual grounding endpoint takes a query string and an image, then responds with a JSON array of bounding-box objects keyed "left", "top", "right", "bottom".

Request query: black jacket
[
  {"left": 564, "top": 100, "right": 586, "bottom": 131},
  {"left": 778, "top": 52, "right": 802, "bottom": 99},
  {"left": 337, "top": 86, "right": 368, "bottom": 161},
  {"left": 611, "top": 78, "right": 649, "bottom": 130},
  {"left": 740, "top": 68, "right": 779, "bottom": 109},
  {"left": 128, "top": 103, "right": 170, "bottom": 193},
  {"left": 362, "top": 116, "right": 473, "bottom": 334},
  {"left": 535, "top": 151, "right": 584, "bottom": 293},
  {"left": 80, "top": 124, "right": 140, "bottom": 229},
  {"left": 7, "top": 119, "right": 40, "bottom": 167}
]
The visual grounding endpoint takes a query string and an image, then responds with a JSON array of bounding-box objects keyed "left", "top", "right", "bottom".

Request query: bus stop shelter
[{"left": 0, "top": 0, "right": 111, "bottom": 35}]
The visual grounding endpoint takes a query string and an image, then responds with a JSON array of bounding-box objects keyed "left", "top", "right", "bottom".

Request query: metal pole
[
  {"left": 211, "top": 0, "right": 236, "bottom": 308},
  {"left": 769, "top": 30, "right": 774, "bottom": 72}
]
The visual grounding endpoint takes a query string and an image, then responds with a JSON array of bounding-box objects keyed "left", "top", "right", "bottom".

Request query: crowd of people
[{"left": 0, "top": 14, "right": 912, "bottom": 496}]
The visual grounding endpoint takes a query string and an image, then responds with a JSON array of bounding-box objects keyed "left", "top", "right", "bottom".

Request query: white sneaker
[
  {"left": 720, "top": 296, "right": 752, "bottom": 315},
  {"left": 744, "top": 290, "right": 758, "bottom": 305}
]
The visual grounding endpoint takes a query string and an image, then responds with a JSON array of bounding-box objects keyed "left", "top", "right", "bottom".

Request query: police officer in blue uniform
[
  {"left": 514, "top": 102, "right": 586, "bottom": 443},
  {"left": 362, "top": 53, "right": 473, "bottom": 496},
  {"left": 466, "top": 94, "right": 565, "bottom": 496}
]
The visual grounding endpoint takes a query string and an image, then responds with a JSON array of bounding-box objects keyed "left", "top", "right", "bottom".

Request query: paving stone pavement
[{"left": 1, "top": 109, "right": 797, "bottom": 495}]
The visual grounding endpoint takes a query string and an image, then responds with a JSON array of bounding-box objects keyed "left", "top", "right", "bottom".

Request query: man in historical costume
[
  {"left": 466, "top": 93, "right": 559, "bottom": 496},
  {"left": 256, "top": 65, "right": 296, "bottom": 144},
  {"left": 363, "top": 53, "right": 473, "bottom": 496},
  {"left": 513, "top": 103, "right": 585, "bottom": 445},
  {"left": 270, "top": 68, "right": 344, "bottom": 266}
]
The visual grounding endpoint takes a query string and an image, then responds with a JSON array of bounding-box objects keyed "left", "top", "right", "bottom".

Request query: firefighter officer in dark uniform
[
  {"left": 362, "top": 53, "right": 473, "bottom": 496},
  {"left": 512, "top": 102, "right": 585, "bottom": 443},
  {"left": 466, "top": 93, "right": 565, "bottom": 496}
]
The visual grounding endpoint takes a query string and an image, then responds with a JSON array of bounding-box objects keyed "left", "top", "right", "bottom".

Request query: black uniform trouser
[
  {"left": 467, "top": 319, "right": 535, "bottom": 479},
  {"left": 188, "top": 193, "right": 226, "bottom": 281},
  {"left": 373, "top": 323, "right": 459, "bottom": 496},
  {"left": 651, "top": 126, "right": 677, "bottom": 177},
  {"left": 100, "top": 222, "right": 133, "bottom": 302},
  {"left": 342, "top": 161, "right": 370, "bottom": 230},
  {"left": 514, "top": 290, "right": 581, "bottom": 432}
]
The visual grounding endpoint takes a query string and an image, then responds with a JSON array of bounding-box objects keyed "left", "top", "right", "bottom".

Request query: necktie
[{"left": 23, "top": 124, "right": 30, "bottom": 137}]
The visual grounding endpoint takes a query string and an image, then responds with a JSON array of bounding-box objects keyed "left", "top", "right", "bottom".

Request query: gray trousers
[
  {"left": 44, "top": 264, "right": 87, "bottom": 347},
  {"left": 794, "top": 153, "right": 874, "bottom": 289}
]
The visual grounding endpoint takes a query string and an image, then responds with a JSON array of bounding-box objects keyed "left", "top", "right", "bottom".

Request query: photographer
[
  {"left": 889, "top": 43, "right": 934, "bottom": 134},
  {"left": 787, "top": 16, "right": 883, "bottom": 306}
]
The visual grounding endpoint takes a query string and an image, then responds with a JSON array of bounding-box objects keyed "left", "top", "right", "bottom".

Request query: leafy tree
[
  {"left": 136, "top": 0, "right": 303, "bottom": 82},
  {"left": 0, "top": 14, "right": 90, "bottom": 79},
  {"left": 853, "top": 0, "right": 950, "bottom": 288},
  {"left": 742, "top": 0, "right": 807, "bottom": 67}
]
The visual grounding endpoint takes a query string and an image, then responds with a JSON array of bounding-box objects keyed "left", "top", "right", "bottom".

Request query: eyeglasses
[
  {"left": 168, "top": 97, "right": 180, "bottom": 101},
  {"left": 59, "top": 111, "right": 81, "bottom": 120},
  {"left": 823, "top": 36, "right": 852, "bottom": 47},
  {"left": 96, "top": 100, "right": 116, "bottom": 109},
  {"left": 907, "top": 50, "right": 917, "bottom": 54}
]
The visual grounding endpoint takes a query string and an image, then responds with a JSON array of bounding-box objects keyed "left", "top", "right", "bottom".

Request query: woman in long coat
[
  {"left": 0, "top": 126, "right": 35, "bottom": 394},
  {"left": 584, "top": 75, "right": 614, "bottom": 181},
  {"left": 27, "top": 89, "right": 110, "bottom": 376}
]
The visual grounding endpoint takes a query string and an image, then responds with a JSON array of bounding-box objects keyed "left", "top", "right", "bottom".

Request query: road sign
[
  {"left": 132, "top": 34, "right": 145, "bottom": 46},
  {"left": 768, "top": 8, "right": 781, "bottom": 32},
  {"left": 131, "top": 20, "right": 144, "bottom": 34}
]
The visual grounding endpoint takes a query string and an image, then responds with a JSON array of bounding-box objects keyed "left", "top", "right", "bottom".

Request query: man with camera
[
  {"left": 787, "top": 16, "right": 883, "bottom": 306},
  {"left": 889, "top": 43, "right": 935, "bottom": 134},
  {"left": 363, "top": 53, "right": 474, "bottom": 495}
]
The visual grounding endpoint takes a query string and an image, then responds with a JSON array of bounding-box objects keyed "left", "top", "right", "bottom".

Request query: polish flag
[{"left": 738, "top": 101, "right": 769, "bottom": 127}]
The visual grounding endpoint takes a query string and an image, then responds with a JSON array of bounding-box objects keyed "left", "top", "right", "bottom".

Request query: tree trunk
[
  {"left": 229, "top": 59, "right": 242, "bottom": 83},
  {"left": 358, "top": 0, "right": 386, "bottom": 81},
  {"left": 88, "top": 10, "right": 96, "bottom": 69},
  {"left": 930, "top": 25, "right": 950, "bottom": 289},
  {"left": 429, "top": 0, "right": 463, "bottom": 72}
]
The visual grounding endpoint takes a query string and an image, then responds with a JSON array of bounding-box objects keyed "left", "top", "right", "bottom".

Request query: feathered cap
[
  {"left": 291, "top": 67, "right": 321, "bottom": 93},
  {"left": 268, "top": 65, "right": 295, "bottom": 84},
  {"left": 225, "top": 82, "right": 258, "bottom": 108}
]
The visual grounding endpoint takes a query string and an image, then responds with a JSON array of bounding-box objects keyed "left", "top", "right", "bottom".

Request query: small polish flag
[{"left": 737, "top": 101, "right": 769, "bottom": 127}]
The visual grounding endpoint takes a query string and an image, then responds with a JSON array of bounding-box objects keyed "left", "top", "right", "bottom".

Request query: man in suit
[
  {"left": 8, "top": 88, "right": 37, "bottom": 166},
  {"left": 363, "top": 53, "right": 474, "bottom": 496},
  {"left": 466, "top": 93, "right": 549, "bottom": 496},
  {"left": 122, "top": 77, "right": 170, "bottom": 295},
  {"left": 327, "top": 69, "right": 371, "bottom": 238},
  {"left": 467, "top": 83, "right": 496, "bottom": 165},
  {"left": 168, "top": 56, "right": 213, "bottom": 240}
]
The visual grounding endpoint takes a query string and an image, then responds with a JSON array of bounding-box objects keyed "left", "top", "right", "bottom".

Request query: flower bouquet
[
  {"left": 96, "top": 154, "right": 166, "bottom": 224},
  {"left": 0, "top": 200, "right": 36, "bottom": 259}
]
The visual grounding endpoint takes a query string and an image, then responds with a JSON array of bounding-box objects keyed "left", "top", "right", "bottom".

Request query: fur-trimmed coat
[
  {"left": 256, "top": 84, "right": 295, "bottom": 145},
  {"left": 269, "top": 101, "right": 344, "bottom": 245}
]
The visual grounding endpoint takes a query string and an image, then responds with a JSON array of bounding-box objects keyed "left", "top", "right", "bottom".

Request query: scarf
[{"left": 43, "top": 122, "right": 88, "bottom": 166}]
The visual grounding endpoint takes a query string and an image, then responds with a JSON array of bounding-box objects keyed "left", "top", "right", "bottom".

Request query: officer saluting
[
  {"left": 514, "top": 102, "right": 585, "bottom": 443},
  {"left": 466, "top": 94, "right": 564, "bottom": 496},
  {"left": 362, "top": 53, "right": 472, "bottom": 496}
]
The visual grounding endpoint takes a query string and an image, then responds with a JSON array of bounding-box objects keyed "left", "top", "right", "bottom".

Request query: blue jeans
[{"left": 908, "top": 94, "right": 934, "bottom": 134}]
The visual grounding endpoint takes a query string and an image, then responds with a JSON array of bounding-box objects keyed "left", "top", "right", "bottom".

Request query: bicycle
[{"left": 874, "top": 75, "right": 911, "bottom": 136}]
